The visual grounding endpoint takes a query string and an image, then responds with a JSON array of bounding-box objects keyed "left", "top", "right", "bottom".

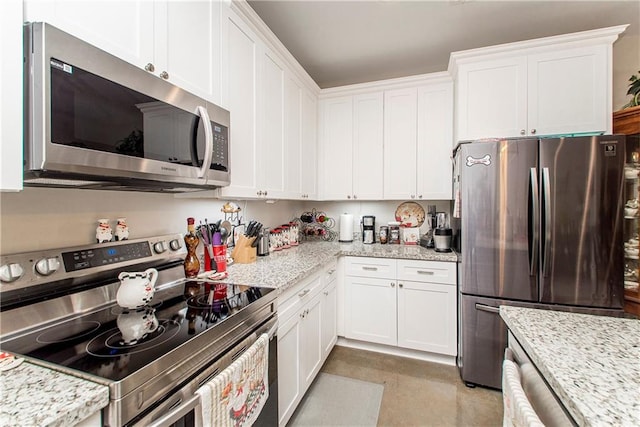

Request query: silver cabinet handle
[
  {"left": 520, "top": 129, "right": 526, "bottom": 135},
  {"left": 475, "top": 303, "right": 500, "bottom": 314},
  {"left": 327, "top": 269, "right": 335, "bottom": 275},
  {"left": 347, "top": 195, "right": 351, "bottom": 199},
  {"left": 323, "top": 291, "right": 328, "bottom": 296},
  {"left": 418, "top": 195, "right": 423, "bottom": 199},
  {"left": 362, "top": 266, "right": 378, "bottom": 271},
  {"left": 411, "top": 195, "right": 415, "bottom": 199},
  {"left": 264, "top": 191, "right": 268, "bottom": 196},
  {"left": 417, "top": 270, "right": 435, "bottom": 275},
  {"left": 298, "top": 289, "right": 310, "bottom": 297},
  {"left": 160, "top": 71, "right": 169, "bottom": 79},
  {"left": 399, "top": 283, "right": 403, "bottom": 288},
  {"left": 257, "top": 190, "right": 263, "bottom": 196},
  {"left": 391, "top": 282, "right": 395, "bottom": 288},
  {"left": 145, "top": 63, "right": 155, "bottom": 72},
  {"left": 353, "top": 194, "right": 357, "bottom": 199},
  {"left": 530, "top": 129, "right": 537, "bottom": 135}
]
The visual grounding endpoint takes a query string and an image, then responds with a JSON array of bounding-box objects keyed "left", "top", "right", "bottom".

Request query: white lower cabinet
[
  {"left": 344, "top": 257, "right": 457, "bottom": 356},
  {"left": 277, "top": 261, "right": 338, "bottom": 426}
]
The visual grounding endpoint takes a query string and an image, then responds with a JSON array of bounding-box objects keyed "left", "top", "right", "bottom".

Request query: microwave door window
[{"left": 49, "top": 58, "right": 199, "bottom": 165}]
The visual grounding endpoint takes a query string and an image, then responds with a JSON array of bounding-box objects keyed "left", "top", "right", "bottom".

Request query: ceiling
[{"left": 247, "top": 0, "right": 640, "bottom": 89}]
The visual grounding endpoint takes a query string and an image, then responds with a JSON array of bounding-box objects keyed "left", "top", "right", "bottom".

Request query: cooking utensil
[{"left": 220, "top": 220, "right": 232, "bottom": 243}]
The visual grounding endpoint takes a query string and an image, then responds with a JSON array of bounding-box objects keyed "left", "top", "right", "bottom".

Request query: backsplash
[{"left": 0, "top": 189, "right": 452, "bottom": 254}]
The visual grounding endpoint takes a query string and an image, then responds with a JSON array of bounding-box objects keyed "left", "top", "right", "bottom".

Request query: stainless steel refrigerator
[{"left": 453, "top": 135, "right": 626, "bottom": 389}]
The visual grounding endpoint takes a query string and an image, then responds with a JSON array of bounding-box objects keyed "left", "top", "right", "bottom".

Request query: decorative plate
[{"left": 395, "top": 202, "right": 426, "bottom": 227}]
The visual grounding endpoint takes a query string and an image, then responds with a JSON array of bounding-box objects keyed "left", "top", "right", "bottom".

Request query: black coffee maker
[{"left": 362, "top": 215, "right": 375, "bottom": 244}]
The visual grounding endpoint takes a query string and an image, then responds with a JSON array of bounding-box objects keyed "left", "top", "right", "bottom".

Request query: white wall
[
  {"left": 0, "top": 188, "right": 450, "bottom": 253},
  {"left": 0, "top": 188, "right": 304, "bottom": 253}
]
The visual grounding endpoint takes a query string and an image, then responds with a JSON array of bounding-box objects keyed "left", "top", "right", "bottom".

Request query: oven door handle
[{"left": 147, "top": 395, "right": 200, "bottom": 427}]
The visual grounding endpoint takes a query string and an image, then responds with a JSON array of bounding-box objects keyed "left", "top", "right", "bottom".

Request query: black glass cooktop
[{"left": 0, "top": 281, "right": 273, "bottom": 382}]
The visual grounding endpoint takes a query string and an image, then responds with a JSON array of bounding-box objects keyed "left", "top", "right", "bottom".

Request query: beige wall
[{"left": 613, "top": 29, "right": 640, "bottom": 111}]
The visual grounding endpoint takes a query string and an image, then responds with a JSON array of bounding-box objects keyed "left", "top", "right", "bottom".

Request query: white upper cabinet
[
  {"left": 318, "top": 92, "right": 384, "bottom": 200},
  {"left": 24, "top": 0, "right": 154, "bottom": 72},
  {"left": 300, "top": 90, "right": 318, "bottom": 200},
  {"left": 25, "top": 0, "right": 222, "bottom": 104},
  {"left": 0, "top": 0, "right": 23, "bottom": 192},
  {"left": 284, "top": 73, "right": 303, "bottom": 198},
  {"left": 318, "top": 96, "right": 354, "bottom": 200},
  {"left": 417, "top": 83, "right": 454, "bottom": 200},
  {"left": 217, "top": 9, "right": 260, "bottom": 199},
  {"left": 450, "top": 25, "right": 627, "bottom": 141},
  {"left": 353, "top": 92, "right": 384, "bottom": 200},
  {"left": 383, "top": 88, "right": 418, "bottom": 199}
]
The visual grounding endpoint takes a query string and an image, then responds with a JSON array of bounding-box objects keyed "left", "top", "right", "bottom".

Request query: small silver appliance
[{"left": 362, "top": 215, "right": 376, "bottom": 244}]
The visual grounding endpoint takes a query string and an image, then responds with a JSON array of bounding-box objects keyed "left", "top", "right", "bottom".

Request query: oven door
[{"left": 133, "top": 316, "right": 278, "bottom": 427}]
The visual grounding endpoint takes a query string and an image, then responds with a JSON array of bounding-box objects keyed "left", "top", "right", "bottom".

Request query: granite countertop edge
[
  {"left": 0, "top": 361, "right": 109, "bottom": 427},
  {"left": 500, "top": 306, "right": 640, "bottom": 427}
]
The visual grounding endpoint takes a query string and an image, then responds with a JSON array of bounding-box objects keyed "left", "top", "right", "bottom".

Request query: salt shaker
[
  {"left": 96, "top": 219, "right": 113, "bottom": 243},
  {"left": 115, "top": 218, "right": 129, "bottom": 241}
]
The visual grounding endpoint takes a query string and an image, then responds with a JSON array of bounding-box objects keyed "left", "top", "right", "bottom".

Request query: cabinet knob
[
  {"left": 418, "top": 195, "right": 423, "bottom": 199},
  {"left": 530, "top": 129, "right": 537, "bottom": 135},
  {"left": 520, "top": 129, "right": 526, "bottom": 135},
  {"left": 323, "top": 291, "right": 329, "bottom": 296},
  {"left": 411, "top": 195, "right": 415, "bottom": 199},
  {"left": 145, "top": 63, "right": 155, "bottom": 72},
  {"left": 347, "top": 195, "right": 351, "bottom": 199},
  {"left": 391, "top": 282, "right": 395, "bottom": 288},
  {"left": 160, "top": 71, "right": 169, "bottom": 80},
  {"left": 353, "top": 194, "right": 357, "bottom": 199},
  {"left": 264, "top": 191, "right": 268, "bottom": 196},
  {"left": 399, "top": 283, "right": 403, "bottom": 288}
]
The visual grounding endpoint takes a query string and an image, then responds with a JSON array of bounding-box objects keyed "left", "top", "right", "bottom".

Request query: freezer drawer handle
[{"left": 475, "top": 303, "right": 500, "bottom": 314}]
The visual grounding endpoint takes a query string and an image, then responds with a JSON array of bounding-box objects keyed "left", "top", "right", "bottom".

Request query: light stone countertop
[
  {"left": 0, "top": 240, "right": 455, "bottom": 426},
  {"left": 500, "top": 306, "right": 640, "bottom": 427},
  {"left": 217, "top": 240, "right": 458, "bottom": 292},
  {"left": 0, "top": 360, "right": 109, "bottom": 427}
]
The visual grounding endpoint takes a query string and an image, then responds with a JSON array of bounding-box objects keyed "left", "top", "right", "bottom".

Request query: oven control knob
[
  {"left": 169, "top": 239, "right": 182, "bottom": 251},
  {"left": 35, "top": 257, "right": 61, "bottom": 276},
  {"left": 153, "top": 241, "right": 167, "bottom": 254},
  {"left": 0, "top": 263, "right": 25, "bottom": 283}
]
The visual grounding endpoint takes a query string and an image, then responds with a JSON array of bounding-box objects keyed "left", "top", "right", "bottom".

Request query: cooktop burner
[{"left": 0, "top": 281, "right": 274, "bottom": 382}]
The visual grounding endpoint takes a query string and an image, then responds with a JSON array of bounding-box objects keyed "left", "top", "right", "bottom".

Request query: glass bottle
[{"left": 184, "top": 217, "right": 200, "bottom": 278}]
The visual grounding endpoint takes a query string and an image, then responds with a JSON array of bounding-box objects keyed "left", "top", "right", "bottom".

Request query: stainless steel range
[{"left": 0, "top": 234, "right": 278, "bottom": 426}]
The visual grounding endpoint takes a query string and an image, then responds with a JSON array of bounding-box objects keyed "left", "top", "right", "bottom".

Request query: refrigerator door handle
[
  {"left": 475, "top": 303, "right": 500, "bottom": 314},
  {"left": 542, "top": 167, "right": 552, "bottom": 277},
  {"left": 529, "top": 168, "right": 539, "bottom": 276}
]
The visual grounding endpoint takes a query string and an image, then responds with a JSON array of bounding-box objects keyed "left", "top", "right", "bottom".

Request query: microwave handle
[{"left": 196, "top": 106, "right": 213, "bottom": 179}]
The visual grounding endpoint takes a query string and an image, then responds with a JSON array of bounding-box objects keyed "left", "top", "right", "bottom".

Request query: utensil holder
[{"left": 231, "top": 235, "right": 257, "bottom": 264}]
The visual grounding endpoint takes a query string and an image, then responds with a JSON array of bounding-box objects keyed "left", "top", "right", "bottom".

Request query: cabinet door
[
  {"left": 300, "top": 294, "right": 322, "bottom": 389},
  {"left": 0, "top": 0, "right": 23, "bottom": 191},
  {"left": 417, "top": 83, "right": 454, "bottom": 200},
  {"left": 320, "top": 281, "right": 337, "bottom": 359},
  {"left": 300, "top": 90, "right": 318, "bottom": 199},
  {"left": 353, "top": 92, "right": 384, "bottom": 200},
  {"left": 456, "top": 57, "right": 527, "bottom": 140},
  {"left": 319, "top": 97, "right": 353, "bottom": 200},
  {"left": 284, "top": 73, "right": 302, "bottom": 198},
  {"left": 277, "top": 312, "right": 302, "bottom": 426},
  {"left": 528, "top": 45, "right": 608, "bottom": 136},
  {"left": 345, "top": 276, "right": 397, "bottom": 346},
  {"left": 24, "top": 0, "right": 154, "bottom": 71},
  {"left": 397, "top": 280, "right": 456, "bottom": 355},
  {"left": 157, "top": 0, "right": 221, "bottom": 103},
  {"left": 260, "top": 50, "right": 285, "bottom": 197},
  {"left": 383, "top": 88, "right": 418, "bottom": 199},
  {"left": 218, "top": 11, "right": 260, "bottom": 198}
]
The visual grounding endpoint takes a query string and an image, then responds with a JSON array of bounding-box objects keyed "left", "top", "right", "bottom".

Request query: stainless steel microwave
[{"left": 23, "top": 22, "right": 230, "bottom": 192}]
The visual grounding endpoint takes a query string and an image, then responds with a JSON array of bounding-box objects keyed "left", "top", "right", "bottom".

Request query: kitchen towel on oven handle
[{"left": 195, "top": 333, "right": 269, "bottom": 427}]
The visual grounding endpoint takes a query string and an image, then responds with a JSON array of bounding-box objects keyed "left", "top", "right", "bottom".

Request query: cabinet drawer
[
  {"left": 345, "top": 256, "right": 396, "bottom": 279},
  {"left": 397, "top": 260, "right": 456, "bottom": 285},
  {"left": 323, "top": 260, "right": 338, "bottom": 285},
  {"left": 278, "top": 273, "right": 322, "bottom": 323}
]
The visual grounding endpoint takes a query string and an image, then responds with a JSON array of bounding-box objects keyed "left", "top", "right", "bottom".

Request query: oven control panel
[{"left": 0, "top": 234, "right": 186, "bottom": 293}]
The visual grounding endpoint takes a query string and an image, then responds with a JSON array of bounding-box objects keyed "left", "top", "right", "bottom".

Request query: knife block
[{"left": 231, "top": 235, "right": 257, "bottom": 264}]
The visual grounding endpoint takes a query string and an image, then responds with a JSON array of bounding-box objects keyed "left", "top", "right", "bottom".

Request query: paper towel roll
[{"left": 339, "top": 213, "right": 354, "bottom": 242}]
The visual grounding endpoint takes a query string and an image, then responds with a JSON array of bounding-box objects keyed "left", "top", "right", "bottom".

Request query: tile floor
[{"left": 319, "top": 345, "right": 503, "bottom": 426}]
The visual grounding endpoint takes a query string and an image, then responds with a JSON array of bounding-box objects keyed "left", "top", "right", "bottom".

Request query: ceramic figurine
[
  {"left": 96, "top": 219, "right": 113, "bottom": 243},
  {"left": 115, "top": 218, "right": 130, "bottom": 241},
  {"left": 117, "top": 268, "right": 158, "bottom": 309}
]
